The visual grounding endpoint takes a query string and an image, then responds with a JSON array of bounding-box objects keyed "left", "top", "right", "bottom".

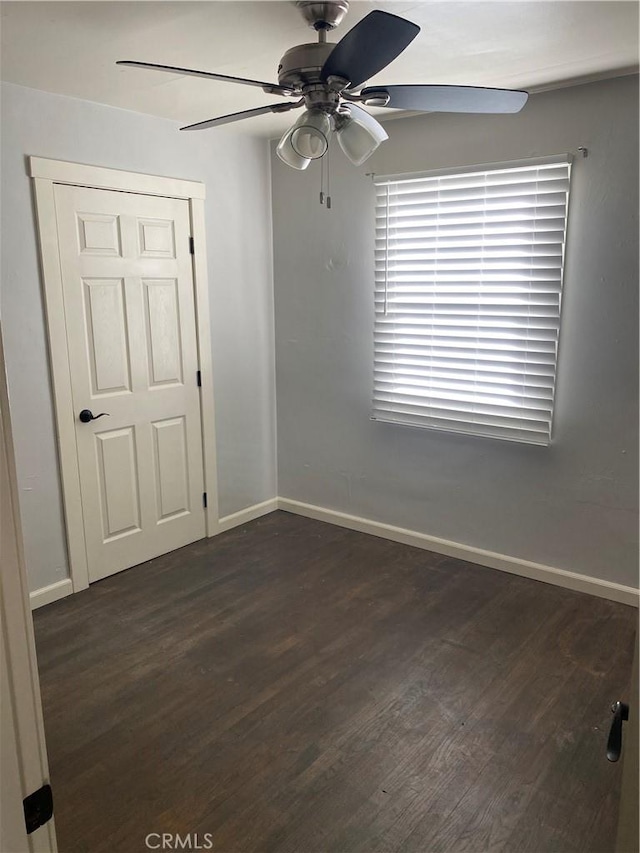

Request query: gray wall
[
  {"left": 1, "top": 82, "right": 277, "bottom": 593},
  {"left": 272, "top": 75, "right": 639, "bottom": 588}
]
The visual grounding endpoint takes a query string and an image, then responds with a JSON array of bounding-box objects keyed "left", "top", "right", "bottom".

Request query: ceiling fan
[{"left": 117, "top": 0, "right": 528, "bottom": 170}]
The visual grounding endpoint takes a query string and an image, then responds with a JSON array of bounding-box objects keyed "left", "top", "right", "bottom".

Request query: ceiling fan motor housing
[
  {"left": 277, "top": 42, "right": 333, "bottom": 90},
  {"left": 296, "top": 1, "right": 349, "bottom": 31}
]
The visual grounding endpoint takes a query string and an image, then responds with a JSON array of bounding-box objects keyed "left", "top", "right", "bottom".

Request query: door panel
[
  {"left": 138, "top": 218, "right": 175, "bottom": 258},
  {"left": 84, "top": 278, "right": 131, "bottom": 395},
  {"left": 53, "top": 185, "right": 205, "bottom": 582},
  {"left": 152, "top": 416, "right": 190, "bottom": 521},
  {"left": 143, "top": 279, "right": 183, "bottom": 386},
  {"left": 77, "top": 211, "right": 122, "bottom": 256},
  {"left": 95, "top": 426, "right": 141, "bottom": 540}
]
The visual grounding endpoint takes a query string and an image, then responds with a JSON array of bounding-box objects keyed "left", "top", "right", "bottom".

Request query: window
[{"left": 373, "top": 156, "right": 572, "bottom": 445}]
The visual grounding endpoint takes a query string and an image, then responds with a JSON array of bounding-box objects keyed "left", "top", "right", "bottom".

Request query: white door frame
[
  {"left": 30, "top": 156, "right": 220, "bottom": 594},
  {"left": 1, "top": 328, "right": 57, "bottom": 852}
]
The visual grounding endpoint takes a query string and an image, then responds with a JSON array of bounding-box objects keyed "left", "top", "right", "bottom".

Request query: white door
[
  {"left": 0, "top": 622, "right": 30, "bottom": 853},
  {"left": 1, "top": 332, "right": 57, "bottom": 852},
  {"left": 53, "top": 185, "right": 206, "bottom": 583}
]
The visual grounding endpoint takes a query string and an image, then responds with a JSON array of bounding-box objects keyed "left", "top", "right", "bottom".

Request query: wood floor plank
[{"left": 33, "top": 511, "right": 636, "bottom": 853}]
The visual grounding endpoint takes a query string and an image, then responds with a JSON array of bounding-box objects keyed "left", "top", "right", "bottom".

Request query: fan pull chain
[{"left": 319, "top": 144, "right": 332, "bottom": 209}]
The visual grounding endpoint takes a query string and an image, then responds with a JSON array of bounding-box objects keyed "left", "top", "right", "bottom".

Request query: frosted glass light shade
[
  {"left": 290, "top": 110, "right": 331, "bottom": 160},
  {"left": 276, "top": 127, "right": 311, "bottom": 170},
  {"left": 336, "top": 104, "right": 388, "bottom": 166}
]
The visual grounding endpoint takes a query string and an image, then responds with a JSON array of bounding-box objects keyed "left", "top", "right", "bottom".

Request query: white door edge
[
  {"left": 0, "top": 330, "right": 57, "bottom": 852},
  {"left": 30, "top": 157, "right": 220, "bottom": 596}
]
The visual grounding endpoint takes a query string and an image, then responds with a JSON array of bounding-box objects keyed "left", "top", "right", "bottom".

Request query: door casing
[
  {"left": 0, "top": 328, "right": 57, "bottom": 852},
  {"left": 30, "top": 156, "right": 220, "bottom": 595}
]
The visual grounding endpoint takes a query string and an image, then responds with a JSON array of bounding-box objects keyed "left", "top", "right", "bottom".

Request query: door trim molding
[
  {"left": 29, "top": 157, "right": 206, "bottom": 199},
  {"left": 189, "top": 196, "right": 219, "bottom": 535},
  {"left": 1, "top": 330, "right": 58, "bottom": 851},
  {"left": 30, "top": 156, "right": 219, "bottom": 594}
]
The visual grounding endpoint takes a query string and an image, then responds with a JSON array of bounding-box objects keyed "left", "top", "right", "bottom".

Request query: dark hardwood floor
[{"left": 34, "top": 511, "right": 636, "bottom": 853}]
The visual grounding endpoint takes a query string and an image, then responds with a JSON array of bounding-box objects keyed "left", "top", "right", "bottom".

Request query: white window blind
[{"left": 373, "top": 156, "right": 571, "bottom": 445}]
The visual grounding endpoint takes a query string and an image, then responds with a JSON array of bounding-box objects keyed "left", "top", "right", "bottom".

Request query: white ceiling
[{"left": 1, "top": 1, "right": 638, "bottom": 137}]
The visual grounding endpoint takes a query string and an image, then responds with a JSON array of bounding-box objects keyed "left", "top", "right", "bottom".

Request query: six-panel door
[{"left": 54, "top": 185, "right": 205, "bottom": 582}]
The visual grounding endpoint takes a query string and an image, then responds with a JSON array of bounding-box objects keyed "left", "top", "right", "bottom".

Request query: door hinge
[
  {"left": 203, "top": 492, "right": 208, "bottom": 508},
  {"left": 23, "top": 784, "right": 53, "bottom": 835},
  {"left": 196, "top": 369, "right": 202, "bottom": 387},
  {"left": 189, "top": 236, "right": 195, "bottom": 255}
]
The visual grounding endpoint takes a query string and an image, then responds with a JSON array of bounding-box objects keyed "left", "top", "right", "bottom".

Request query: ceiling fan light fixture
[
  {"left": 289, "top": 109, "right": 331, "bottom": 160},
  {"left": 336, "top": 104, "right": 389, "bottom": 166},
  {"left": 276, "top": 126, "right": 312, "bottom": 170}
]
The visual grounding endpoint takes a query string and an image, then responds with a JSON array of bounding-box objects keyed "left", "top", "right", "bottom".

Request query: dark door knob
[
  {"left": 606, "top": 700, "right": 629, "bottom": 762},
  {"left": 78, "top": 409, "right": 110, "bottom": 423}
]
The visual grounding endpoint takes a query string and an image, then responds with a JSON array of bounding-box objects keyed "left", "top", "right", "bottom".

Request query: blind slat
[
  {"left": 371, "top": 411, "right": 550, "bottom": 446},
  {"left": 373, "top": 157, "right": 571, "bottom": 443},
  {"left": 374, "top": 376, "right": 554, "bottom": 402},
  {"left": 374, "top": 357, "right": 555, "bottom": 380},
  {"left": 373, "top": 398, "right": 550, "bottom": 427},
  {"left": 374, "top": 346, "right": 557, "bottom": 368},
  {"left": 374, "top": 367, "right": 555, "bottom": 392}
]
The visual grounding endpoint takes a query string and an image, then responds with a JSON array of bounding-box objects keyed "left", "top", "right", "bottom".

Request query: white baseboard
[
  {"left": 29, "top": 500, "right": 639, "bottom": 610},
  {"left": 30, "top": 577, "right": 73, "bottom": 610},
  {"left": 29, "top": 501, "right": 279, "bottom": 607},
  {"left": 217, "top": 498, "right": 279, "bottom": 533},
  {"left": 277, "top": 497, "right": 640, "bottom": 608}
]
